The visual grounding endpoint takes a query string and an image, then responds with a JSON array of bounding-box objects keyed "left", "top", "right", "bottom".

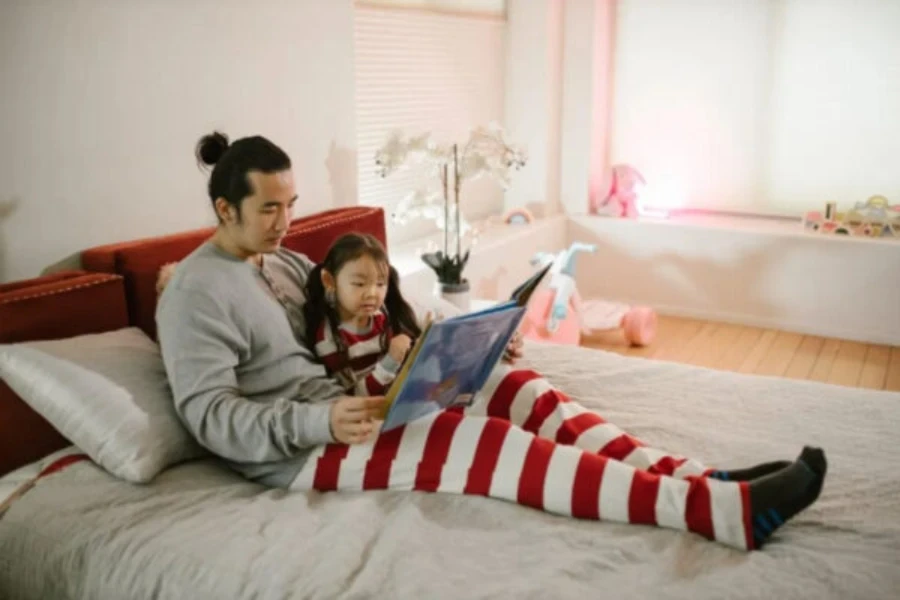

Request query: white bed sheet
[{"left": 1, "top": 343, "right": 899, "bottom": 599}]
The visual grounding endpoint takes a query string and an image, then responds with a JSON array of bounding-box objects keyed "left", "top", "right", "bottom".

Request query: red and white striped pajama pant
[{"left": 291, "top": 365, "right": 753, "bottom": 550}]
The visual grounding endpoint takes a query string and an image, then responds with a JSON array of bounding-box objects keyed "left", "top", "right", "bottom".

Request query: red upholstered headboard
[
  {"left": 81, "top": 206, "right": 387, "bottom": 339},
  {"left": 0, "top": 271, "right": 129, "bottom": 476}
]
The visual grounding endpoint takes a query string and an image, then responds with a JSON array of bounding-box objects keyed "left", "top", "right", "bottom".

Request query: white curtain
[
  {"left": 358, "top": 0, "right": 505, "bottom": 17},
  {"left": 610, "top": 0, "right": 900, "bottom": 216}
]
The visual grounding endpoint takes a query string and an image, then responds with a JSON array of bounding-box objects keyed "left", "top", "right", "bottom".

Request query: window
[
  {"left": 354, "top": 2, "right": 506, "bottom": 243},
  {"left": 610, "top": 0, "right": 900, "bottom": 217}
]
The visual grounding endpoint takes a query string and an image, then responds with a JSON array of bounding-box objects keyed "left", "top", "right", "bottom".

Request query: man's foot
[
  {"left": 746, "top": 446, "right": 827, "bottom": 549},
  {"left": 707, "top": 460, "right": 792, "bottom": 482}
]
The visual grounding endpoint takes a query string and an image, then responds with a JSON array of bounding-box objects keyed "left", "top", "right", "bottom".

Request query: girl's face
[{"left": 331, "top": 254, "right": 389, "bottom": 321}]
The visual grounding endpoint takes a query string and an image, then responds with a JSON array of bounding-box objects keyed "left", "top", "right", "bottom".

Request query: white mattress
[
  {"left": 0, "top": 446, "right": 83, "bottom": 509},
  {"left": 1, "top": 343, "right": 899, "bottom": 599}
]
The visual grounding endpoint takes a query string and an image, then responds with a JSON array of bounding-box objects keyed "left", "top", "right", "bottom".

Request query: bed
[{"left": 1, "top": 207, "right": 898, "bottom": 600}]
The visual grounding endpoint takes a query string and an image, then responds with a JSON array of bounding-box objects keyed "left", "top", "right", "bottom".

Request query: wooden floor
[{"left": 581, "top": 315, "right": 900, "bottom": 392}]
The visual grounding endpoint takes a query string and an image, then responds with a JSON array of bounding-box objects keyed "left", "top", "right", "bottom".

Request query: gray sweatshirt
[{"left": 156, "top": 242, "right": 345, "bottom": 488}]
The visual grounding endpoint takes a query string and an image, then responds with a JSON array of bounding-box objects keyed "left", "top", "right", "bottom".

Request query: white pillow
[{"left": 0, "top": 328, "right": 206, "bottom": 483}]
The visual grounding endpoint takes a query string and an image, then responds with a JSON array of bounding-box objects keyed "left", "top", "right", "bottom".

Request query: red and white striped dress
[
  {"left": 313, "top": 312, "right": 399, "bottom": 396},
  {"left": 290, "top": 363, "right": 755, "bottom": 551}
]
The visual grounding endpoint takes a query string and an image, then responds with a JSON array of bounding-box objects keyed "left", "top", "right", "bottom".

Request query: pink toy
[
  {"left": 520, "top": 243, "right": 658, "bottom": 347},
  {"left": 591, "top": 164, "right": 645, "bottom": 218},
  {"left": 521, "top": 289, "right": 582, "bottom": 346},
  {"left": 580, "top": 299, "right": 657, "bottom": 346}
]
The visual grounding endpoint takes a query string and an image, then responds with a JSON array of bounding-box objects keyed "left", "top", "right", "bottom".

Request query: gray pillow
[{"left": 0, "top": 327, "right": 206, "bottom": 483}]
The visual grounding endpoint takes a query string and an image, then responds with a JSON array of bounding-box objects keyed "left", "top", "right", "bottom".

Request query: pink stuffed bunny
[{"left": 591, "top": 164, "right": 645, "bottom": 218}]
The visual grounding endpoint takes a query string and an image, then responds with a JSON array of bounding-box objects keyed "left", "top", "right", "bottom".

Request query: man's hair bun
[{"left": 195, "top": 131, "right": 230, "bottom": 167}]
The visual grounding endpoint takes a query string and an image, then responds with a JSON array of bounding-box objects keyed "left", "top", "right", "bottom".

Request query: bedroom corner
[{"left": 1, "top": 0, "right": 899, "bottom": 598}]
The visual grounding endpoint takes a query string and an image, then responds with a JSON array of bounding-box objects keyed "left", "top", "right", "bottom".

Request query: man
[{"left": 157, "top": 132, "right": 391, "bottom": 486}]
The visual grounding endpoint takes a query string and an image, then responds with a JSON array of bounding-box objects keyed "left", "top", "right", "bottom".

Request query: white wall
[
  {"left": 559, "top": 0, "right": 614, "bottom": 216},
  {"left": 0, "top": 0, "right": 357, "bottom": 283},
  {"left": 502, "top": 0, "right": 564, "bottom": 217}
]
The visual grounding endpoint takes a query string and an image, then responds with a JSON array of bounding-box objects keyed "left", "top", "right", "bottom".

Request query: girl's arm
[{"left": 355, "top": 353, "right": 401, "bottom": 396}]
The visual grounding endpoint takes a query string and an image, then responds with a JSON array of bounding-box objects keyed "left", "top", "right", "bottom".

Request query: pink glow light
[{"left": 634, "top": 177, "right": 687, "bottom": 218}]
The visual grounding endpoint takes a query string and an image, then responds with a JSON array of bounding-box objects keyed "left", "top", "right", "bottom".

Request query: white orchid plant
[{"left": 375, "top": 123, "right": 527, "bottom": 285}]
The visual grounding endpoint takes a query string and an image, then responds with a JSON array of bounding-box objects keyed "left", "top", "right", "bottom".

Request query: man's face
[{"left": 218, "top": 169, "right": 297, "bottom": 256}]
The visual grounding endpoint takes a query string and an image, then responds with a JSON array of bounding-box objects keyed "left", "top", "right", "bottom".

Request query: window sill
[{"left": 568, "top": 210, "right": 899, "bottom": 247}]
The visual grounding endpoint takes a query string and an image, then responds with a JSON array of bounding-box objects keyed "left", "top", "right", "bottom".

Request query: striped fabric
[
  {"left": 314, "top": 313, "right": 397, "bottom": 396},
  {"left": 291, "top": 365, "right": 753, "bottom": 550}
]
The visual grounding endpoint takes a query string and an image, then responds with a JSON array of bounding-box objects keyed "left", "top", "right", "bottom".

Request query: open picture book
[{"left": 379, "top": 263, "right": 552, "bottom": 431}]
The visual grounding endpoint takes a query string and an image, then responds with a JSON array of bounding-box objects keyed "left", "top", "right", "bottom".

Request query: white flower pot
[{"left": 435, "top": 280, "right": 471, "bottom": 312}]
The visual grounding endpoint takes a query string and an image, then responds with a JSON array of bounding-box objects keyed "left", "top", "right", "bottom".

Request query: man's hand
[
  {"left": 329, "top": 396, "right": 386, "bottom": 445},
  {"left": 503, "top": 331, "right": 525, "bottom": 364},
  {"left": 388, "top": 334, "right": 412, "bottom": 363}
]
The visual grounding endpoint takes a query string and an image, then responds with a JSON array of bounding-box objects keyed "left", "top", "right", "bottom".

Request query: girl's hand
[
  {"left": 503, "top": 331, "right": 525, "bottom": 364},
  {"left": 329, "top": 396, "right": 385, "bottom": 444},
  {"left": 388, "top": 334, "right": 412, "bottom": 363}
]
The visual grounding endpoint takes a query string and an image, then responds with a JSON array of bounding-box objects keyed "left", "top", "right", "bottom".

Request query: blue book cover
[{"left": 380, "top": 263, "right": 551, "bottom": 431}]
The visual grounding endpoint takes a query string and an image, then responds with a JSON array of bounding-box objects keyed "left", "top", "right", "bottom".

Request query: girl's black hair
[
  {"left": 195, "top": 131, "right": 291, "bottom": 222},
  {"left": 304, "top": 233, "right": 421, "bottom": 376}
]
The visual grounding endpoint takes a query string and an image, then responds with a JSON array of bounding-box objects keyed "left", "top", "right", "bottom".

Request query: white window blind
[
  {"left": 354, "top": 3, "right": 506, "bottom": 244},
  {"left": 359, "top": 0, "right": 505, "bottom": 18},
  {"left": 610, "top": 0, "right": 900, "bottom": 217}
]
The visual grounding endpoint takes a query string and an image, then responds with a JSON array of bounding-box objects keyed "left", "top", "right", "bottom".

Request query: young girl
[{"left": 304, "top": 233, "right": 421, "bottom": 396}]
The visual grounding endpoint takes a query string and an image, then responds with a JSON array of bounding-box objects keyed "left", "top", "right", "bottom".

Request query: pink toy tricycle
[{"left": 520, "top": 243, "right": 657, "bottom": 347}]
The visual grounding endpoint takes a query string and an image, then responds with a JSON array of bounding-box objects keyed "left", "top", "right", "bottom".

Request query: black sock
[
  {"left": 746, "top": 446, "right": 827, "bottom": 549},
  {"left": 707, "top": 460, "right": 792, "bottom": 482}
]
